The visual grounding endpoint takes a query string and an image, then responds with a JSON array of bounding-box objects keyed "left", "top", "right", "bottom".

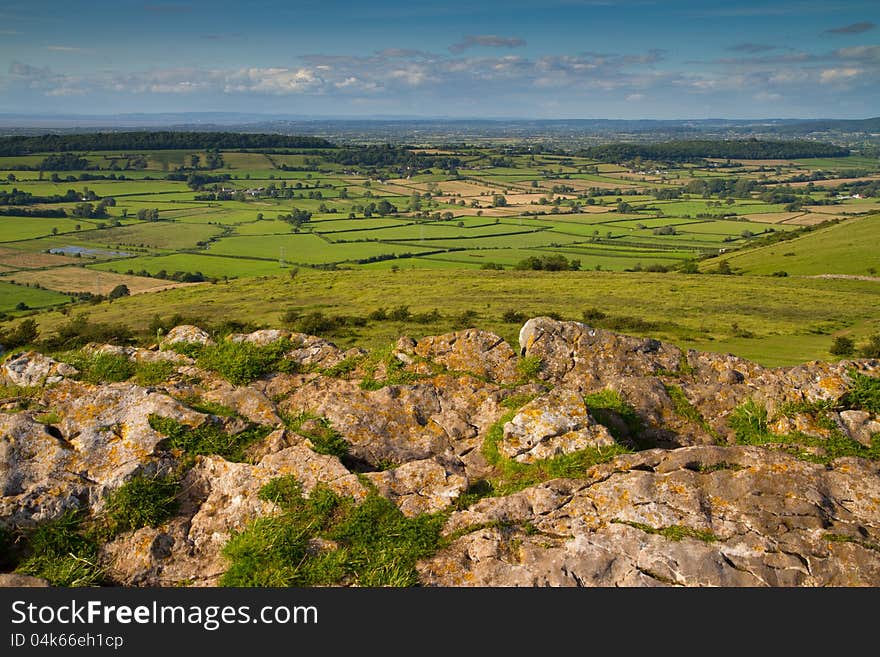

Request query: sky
[{"left": 0, "top": 0, "right": 878, "bottom": 119}]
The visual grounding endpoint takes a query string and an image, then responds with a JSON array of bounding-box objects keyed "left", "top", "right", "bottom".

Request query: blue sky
[{"left": 1, "top": 0, "right": 878, "bottom": 118}]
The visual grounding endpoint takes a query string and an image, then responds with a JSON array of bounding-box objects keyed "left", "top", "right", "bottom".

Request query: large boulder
[{"left": 160, "top": 325, "right": 213, "bottom": 348}]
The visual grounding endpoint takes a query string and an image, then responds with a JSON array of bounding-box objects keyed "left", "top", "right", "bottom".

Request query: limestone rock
[
  {"left": 0, "top": 573, "right": 50, "bottom": 587},
  {"left": 1, "top": 351, "right": 77, "bottom": 387},
  {"left": 414, "top": 329, "right": 520, "bottom": 384},
  {"left": 285, "top": 333, "right": 359, "bottom": 370},
  {"left": 280, "top": 374, "right": 506, "bottom": 472},
  {"left": 500, "top": 387, "right": 616, "bottom": 462},
  {"left": 420, "top": 446, "right": 880, "bottom": 586},
  {"left": 519, "top": 317, "right": 682, "bottom": 388},
  {"left": 839, "top": 410, "right": 880, "bottom": 447},
  {"left": 227, "top": 329, "right": 292, "bottom": 346},
  {"left": 364, "top": 456, "right": 468, "bottom": 517},
  {"left": 160, "top": 325, "right": 214, "bottom": 348}
]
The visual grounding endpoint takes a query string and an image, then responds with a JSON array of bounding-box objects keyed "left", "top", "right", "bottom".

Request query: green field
[
  {"left": 0, "top": 280, "right": 70, "bottom": 313},
  {"left": 91, "top": 253, "right": 290, "bottom": 279},
  {"left": 706, "top": 214, "right": 880, "bottom": 276}
]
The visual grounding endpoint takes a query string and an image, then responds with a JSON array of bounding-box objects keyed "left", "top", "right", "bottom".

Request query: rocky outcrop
[
  {"left": 1, "top": 351, "right": 77, "bottom": 387},
  {"left": 419, "top": 446, "right": 880, "bottom": 587},
  {"left": 411, "top": 329, "right": 520, "bottom": 384},
  {"left": 2, "top": 319, "right": 879, "bottom": 587},
  {"left": 159, "top": 325, "right": 213, "bottom": 348},
  {"left": 500, "top": 387, "right": 615, "bottom": 462}
]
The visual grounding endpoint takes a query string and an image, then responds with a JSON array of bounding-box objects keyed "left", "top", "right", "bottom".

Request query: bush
[
  {"left": 502, "top": 309, "right": 527, "bottom": 323},
  {"left": 859, "top": 334, "right": 880, "bottom": 359},
  {"left": 108, "top": 284, "right": 130, "bottom": 300},
  {"left": 582, "top": 307, "right": 607, "bottom": 322},
  {"left": 517, "top": 356, "right": 543, "bottom": 381},
  {"left": 844, "top": 370, "right": 880, "bottom": 415},
  {"left": 0, "top": 318, "right": 38, "bottom": 349},
  {"left": 133, "top": 359, "right": 177, "bottom": 386},
  {"left": 103, "top": 474, "right": 179, "bottom": 535},
  {"left": 45, "top": 314, "right": 133, "bottom": 350},
  {"left": 452, "top": 309, "right": 478, "bottom": 329},
  {"left": 830, "top": 336, "right": 855, "bottom": 357},
  {"left": 388, "top": 305, "right": 412, "bottom": 322}
]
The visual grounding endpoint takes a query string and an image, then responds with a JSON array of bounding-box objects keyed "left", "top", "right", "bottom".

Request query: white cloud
[
  {"left": 626, "top": 93, "right": 645, "bottom": 101},
  {"left": 819, "top": 67, "right": 863, "bottom": 84}
]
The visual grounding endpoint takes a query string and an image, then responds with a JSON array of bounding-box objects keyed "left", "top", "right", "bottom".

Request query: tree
[
  {"left": 830, "top": 336, "right": 855, "bottom": 357},
  {"left": 191, "top": 154, "right": 201, "bottom": 169},
  {"left": 108, "top": 284, "right": 131, "bottom": 300},
  {"left": 492, "top": 194, "right": 507, "bottom": 207}
]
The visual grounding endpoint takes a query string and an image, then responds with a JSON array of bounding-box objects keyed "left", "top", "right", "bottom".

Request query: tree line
[
  {"left": 578, "top": 139, "right": 849, "bottom": 163},
  {"left": 0, "top": 131, "right": 335, "bottom": 156}
]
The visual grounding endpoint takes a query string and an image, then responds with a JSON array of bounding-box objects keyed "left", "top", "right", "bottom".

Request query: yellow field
[
  {"left": 741, "top": 212, "right": 805, "bottom": 224},
  {"left": 1, "top": 267, "right": 200, "bottom": 296}
]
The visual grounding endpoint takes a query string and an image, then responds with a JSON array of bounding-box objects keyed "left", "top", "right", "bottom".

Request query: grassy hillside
[
  {"left": 703, "top": 214, "right": 880, "bottom": 276},
  {"left": 15, "top": 268, "right": 880, "bottom": 366}
]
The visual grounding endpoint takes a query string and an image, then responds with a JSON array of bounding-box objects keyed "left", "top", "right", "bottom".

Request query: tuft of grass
[
  {"left": 583, "top": 388, "right": 647, "bottom": 446},
  {"left": 102, "top": 474, "right": 180, "bottom": 536},
  {"left": 175, "top": 394, "right": 236, "bottom": 417},
  {"left": 728, "top": 398, "right": 880, "bottom": 464},
  {"left": 321, "top": 355, "right": 363, "bottom": 378},
  {"left": 664, "top": 383, "right": 722, "bottom": 443},
  {"left": 15, "top": 511, "right": 103, "bottom": 586},
  {"left": 775, "top": 399, "right": 834, "bottom": 418},
  {"left": 516, "top": 355, "right": 543, "bottom": 382},
  {"left": 284, "top": 411, "right": 349, "bottom": 458},
  {"left": 358, "top": 345, "right": 422, "bottom": 391},
  {"left": 149, "top": 414, "right": 272, "bottom": 463},
  {"left": 192, "top": 339, "right": 297, "bottom": 386},
  {"left": 66, "top": 351, "right": 135, "bottom": 384},
  {"left": 220, "top": 477, "right": 444, "bottom": 587},
  {"left": 844, "top": 370, "right": 880, "bottom": 415},
  {"left": 823, "top": 533, "right": 880, "bottom": 553},
  {"left": 35, "top": 410, "right": 62, "bottom": 425},
  {"left": 500, "top": 392, "right": 541, "bottom": 410},
  {"left": 133, "top": 359, "right": 177, "bottom": 386},
  {"left": 614, "top": 519, "right": 719, "bottom": 543}
]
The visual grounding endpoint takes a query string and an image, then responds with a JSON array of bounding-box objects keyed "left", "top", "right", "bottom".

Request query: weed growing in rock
[
  {"left": 728, "top": 398, "right": 880, "bottom": 463},
  {"left": 103, "top": 474, "right": 180, "bottom": 535},
  {"left": 220, "top": 477, "right": 443, "bottom": 587},
  {"left": 583, "top": 389, "right": 647, "bottom": 446},
  {"left": 358, "top": 345, "right": 422, "bottom": 390},
  {"left": 844, "top": 370, "right": 880, "bottom": 415},
  {"left": 613, "top": 519, "right": 720, "bottom": 543},
  {"left": 664, "top": 383, "right": 721, "bottom": 443},
  {"left": 516, "top": 355, "right": 543, "bottom": 382}
]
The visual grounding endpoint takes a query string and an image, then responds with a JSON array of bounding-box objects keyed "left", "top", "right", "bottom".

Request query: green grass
[
  {"left": 102, "top": 474, "right": 180, "bottom": 535},
  {"left": 613, "top": 519, "right": 720, "bottom": 543},
  {"left": 63, "top": 351, "right": 135, "bottom": 384},
  {"left": 92, "top": 252, "right": 289, "bottom": 279},
  {"left": 148, "top": 415, "right": 272, "bottom": 463},
  {"left": 582, "top": 389, "right": 645, "bottom": 443},
  {"left": 664, "top": 383, "right": 720, "bottom": 442},
  {"left": 728, "top": 397, "right": 880, "bottom": 464},
  {"left": 706, "top": 214, "right": 880, "bottom": 276},
  {"left": 15, "top": 511, "right": 103, "bottom": 586},
  {"left": 283, "top": 411, "right": 349, "bottom": 458},
  {"left": 0, "top": 280, "right": 70, "bottom": 313},
  {"left": 24, "top": 268, "right": 880, "bottom": 367},
  {"left": 133, "top": 359, "right": 177, "bottom": 386},
  {"left": 220, "top": 477, "right": 444, "bottom": 587},
  {"left": 844, "top": 370, "right": 880, "bottom": 415},
  {"left": 188, "top": 338, "right": 297, "bottom": 386}
]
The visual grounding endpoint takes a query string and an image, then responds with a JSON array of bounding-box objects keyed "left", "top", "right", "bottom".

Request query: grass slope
[
  {"left": 17, "top": 268, "right": 880, "bottom": 366},
  {"left": 705, "top": 214, "right": 880, "bottom": 276}
]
